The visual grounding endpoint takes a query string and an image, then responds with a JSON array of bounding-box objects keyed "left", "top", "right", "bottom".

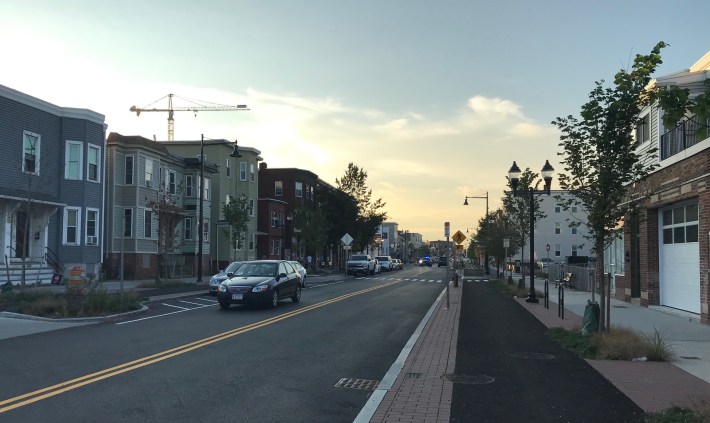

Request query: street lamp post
[
  {"left": 508, "top": 160, "right": 554, "bottom": 303},
  {"left": 464, "top": 192, "right": 489, "bottom": 275},
  {"left": 198, "top": 135, "right": 242, "bottom": 283}
]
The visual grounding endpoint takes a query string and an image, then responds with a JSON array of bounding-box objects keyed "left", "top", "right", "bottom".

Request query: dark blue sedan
[{"left": 217, "top": 260, "right": 302, "bottom": 309}]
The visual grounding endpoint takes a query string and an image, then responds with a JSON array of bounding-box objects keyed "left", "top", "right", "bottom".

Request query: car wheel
[
  {"left": 292, "top": 286, "right": 301, "bottom": 303},
  {"left": 269, "top": 290, "right": 279, "bottom": 308},
  {"left": 301, "top": 276, "right": 306, "bottom": 288},
  {"left": 219, "top": 301, "right": 230, "bottom": 310}
]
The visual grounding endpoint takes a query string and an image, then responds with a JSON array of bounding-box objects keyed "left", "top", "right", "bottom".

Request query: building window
[
  {"left": 204, "top": 178, "right": 210, "bottom": 200},
  {"left": 248, "top": 199, "right": 255, "bottom": 217},
  {"left": 305, "top": 184, "right": 311, "bottom": 199},
  {"left": 275, "top": 181, "right": 283, "bottom": 196},
  {"left": 184, "top": 217, "right": 193, "bottom": 240},
  {"left": 272, "top": 239, "right": 281, "bottom": 256},
  {"left": 250, "top": 163, "right": 255, "bottom": 182},
  {"left": 662, "top": 203, "right": 699, "bottom": 244},
  {"left": 144, "top": 210, "right": 153, "bottom": 238},
  {"left": 271, "top": 211, "right": 279, "bottom": 227},
  {"left": 554, "top": 244, "right": 561, "bottom": 257},
  {"left": 240, "top": 162, "right": 247, "bottom": 181},
  {"left": 86, "top": 209, "right": 99, "bottom": 245},
  {"left": 571, "top": 206, "right": 577, "bottom": 213},
  {"left": 65, "top": 141, "right": 83, "bottom": 180},
  {"left": 249, "top": 233, "right": 255, "bottom": 251},
  {"left": 555, "top": 223, "right": 561, "bottom": 235},
  {"left": 145, "top": 159, "right": 153, "bottom": 188},
  {"left": 185, "top": 175, "right": 193, "bottom": 197},
  {"left": 202, "top": 219, "right": 209, "bottom": 241},
  {"left": 64, "top": 207, "right": 80, "bottom": 245},
  {"left": 226, "top": 159, "right": 231, "bottom": 177},
  {"left": 295, "top": 182, "right": 303, "bottom": 198},
  {"left": 168, "top": 170, "right": 176, "bottom": 194},
  {"left": 635, "top": 114, "right": 650, "bottom": 146},
  {"left": 88, "top": 145, "right": 100, "bottom": 182},
  {"left": 23, "top": 131, "right": 40, "bottom": 175},
  {"left": 571, "top": 227, "right": 577, "bottom": 235},
  {"left": 572, "top": 245, "right": 578, "bottom": 256},
  {"left": 555, "top": 206, "right": 560, "bottom": 213},
  {"left": 124, "top": 209, "right": 133, "bottom": 237},
  {"left": 125, "top": 156, "right": 134, "bottom": 185}
]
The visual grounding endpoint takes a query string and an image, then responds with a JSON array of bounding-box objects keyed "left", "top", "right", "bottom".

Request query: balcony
[{"left": 660, "top": 115, "right": 710, "bottom": 160}]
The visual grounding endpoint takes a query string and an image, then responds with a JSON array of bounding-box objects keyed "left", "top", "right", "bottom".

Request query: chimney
[{"left": 259, "top": 162, "right": 268, "bottom": 171}]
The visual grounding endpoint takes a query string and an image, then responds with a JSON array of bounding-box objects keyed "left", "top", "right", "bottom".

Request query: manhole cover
[
  {"left": 441, "top": 374, "right": 495, "bottom": 385},
  {"left": 510, "top": 352, "right": 555, "bottom": 360},
  {"left": 334, "top": 378, "right": 379, "bottom": 390},
  {"left": 405, "top": 372, "right": 422, "bottom": 379}
]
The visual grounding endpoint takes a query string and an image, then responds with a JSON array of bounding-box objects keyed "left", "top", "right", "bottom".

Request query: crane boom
[{"left": 129, "top": 93, "right": 250, "bottom": 141}]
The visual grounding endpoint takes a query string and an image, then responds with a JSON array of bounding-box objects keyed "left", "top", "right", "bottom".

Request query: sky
[{"left": 2, "top": 0, "right": 709, "bottom": 243}]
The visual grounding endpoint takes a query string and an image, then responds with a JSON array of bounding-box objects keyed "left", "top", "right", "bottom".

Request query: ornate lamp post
[{"left": 508, "top": 160, "right": 554, "bottom": 303}]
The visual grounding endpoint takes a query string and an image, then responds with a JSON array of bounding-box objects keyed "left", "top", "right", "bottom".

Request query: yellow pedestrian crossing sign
[{"left": 452, "top": 230, "right": 466, "bottom": 245}]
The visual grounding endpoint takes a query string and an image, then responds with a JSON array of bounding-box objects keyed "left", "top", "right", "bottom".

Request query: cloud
[{"left": 467, "top": 95, "right": 524, "bottom": 118}]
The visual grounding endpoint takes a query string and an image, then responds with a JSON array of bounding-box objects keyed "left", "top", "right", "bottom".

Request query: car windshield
[
  {"left": 289, "top": 261, "right": 304, "bottom": 271},
  {"left": 235, "top": 262, "right": 277, "bottom": 277},
  {"left": 224, "top": 261, "right": 244, "bottom": 273},
  {"left": 377, "top": 257, "right": 389, "bottom": 261},
  {"left": 351, "top": 255, "right": 367, "bottom": 261}
]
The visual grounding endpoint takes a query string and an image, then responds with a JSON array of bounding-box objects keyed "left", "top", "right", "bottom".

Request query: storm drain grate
[
  {"left": 405, "top": 372, "right": 422, "bottom": 379},
  {"left": 334, "top": 378, "right": 380, "bottom": 390}
]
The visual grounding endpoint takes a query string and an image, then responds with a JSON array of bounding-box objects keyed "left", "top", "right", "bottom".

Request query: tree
[
  {"left": 222, "top": 195, "right": 250, "bottom": 261},
  {"left": 146, "top": 183, "right": 187, "bottom": 282},
  {"left": 335, "top": 163, "right": 387, "bottom": 252},
  {"left": 551, "top": 41, "right": 668, "bottom": 331},
  {"left": 658, "top": 77, "right": 710, "bottom": 139},
  {"left": 472, "top": 208, "right": 520, "bottom": 277},
  {"left": 291, "top": 206, "right": 328, "bottom": 267},
  {"left": 502, "top": 168, "right": 546, "bottom": 288}
]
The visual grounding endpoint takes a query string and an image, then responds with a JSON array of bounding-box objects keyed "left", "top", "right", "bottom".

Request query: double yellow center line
[{"left": 0, "top": 280, "right": 400, "bottom": 414}]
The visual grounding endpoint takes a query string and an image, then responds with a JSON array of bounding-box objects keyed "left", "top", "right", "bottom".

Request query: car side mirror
[
  {"left": 227, "top": 272, "right": 234, "bottom": 277},
  {"left": 278, "top": 272, "right": 287, "bottom": 280}
]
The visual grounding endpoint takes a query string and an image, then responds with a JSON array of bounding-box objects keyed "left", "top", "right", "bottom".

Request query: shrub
[
  {"left": 547, "top": 327, "right": 598, "bottom": 358},
  {"left": 645, "top": 405, "right": 709, "bottom": 423},
  {"left": 644, "top": 328, "right": 676, "bottom": 362},
  {"left": 592, "top": 326, "right": 648, "bottom": 360},
  {"left": 0, "top": 287, "right": 142, "bottom": 318}
]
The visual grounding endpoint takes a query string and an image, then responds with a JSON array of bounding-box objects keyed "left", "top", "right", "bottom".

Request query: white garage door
[{"left": 659, "top": 203, "right": 700, "bottom": 314}]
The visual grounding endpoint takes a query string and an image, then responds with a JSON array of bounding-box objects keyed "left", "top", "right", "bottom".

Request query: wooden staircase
[{"left": 2, "top": 259, "right": 57, "bottom": 286}]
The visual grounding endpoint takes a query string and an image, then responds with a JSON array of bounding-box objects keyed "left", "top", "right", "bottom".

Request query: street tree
[
  {"left": 472, "top": 208, "right": 520, "bottom": 277},
  {"left": 317, "top": 183, "right": 358, "bottom": 267},
  {"left": 335, "top": 163, "right": 387, "bottom": 252},
  {"left": 291, "top": 206, "right": 328, "bottom": 267},
  {"left": 222, "top": 195, "right": 250, "bottom": 261},
  {"left": 146, "top": 182, "right": 187, "bottom": 283},
  {"left": 551, "top": 41, "right": 668, "bottom": 331}
]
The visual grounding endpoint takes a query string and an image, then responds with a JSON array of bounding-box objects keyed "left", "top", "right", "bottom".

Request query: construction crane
[{"left": 130, "top": 93, "right": 250, "bottom": 141}]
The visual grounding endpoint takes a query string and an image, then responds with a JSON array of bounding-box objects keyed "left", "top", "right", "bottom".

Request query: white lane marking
[
  {"left": 162, "top": 303, "right": 190, "bottom": 310},
  {"left": 177, "top": 300, "right": 211, "bottom": 306}
]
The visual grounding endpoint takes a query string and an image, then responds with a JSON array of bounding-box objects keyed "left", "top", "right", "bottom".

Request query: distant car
[
  {"left": 419, "top": 257, "right": 432, "bottom": 267},
  {"left": 376, "top": 256, "right": 394, "bottom": 272},
  {"left": 217, "top": 260, "right": 302, "bottom": 309},
  {"left": 288, "top": 261, "right": 307, "bottom": 287},
  {"left": 392, "top": 259, "right": 404, "bottom": 270},
  {"left": 537, "top": 258, "right": 555, "bottom": 269},
  {"left": 209, "top": 261, "right": 245, "bottom": 295},
  {"left": 437, "top": 256, "right": 448, "bottom": 267}
]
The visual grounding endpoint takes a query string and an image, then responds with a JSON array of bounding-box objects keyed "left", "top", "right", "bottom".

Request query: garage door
[{"left": 659, "top": 203, "right": 700, "bottom": 314}]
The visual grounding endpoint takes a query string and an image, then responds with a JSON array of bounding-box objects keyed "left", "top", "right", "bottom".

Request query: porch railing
[
  {"left": 45, "top": 247, "right": 64, "bottom": 275},
  {"left": 660, "top": 115, "right": 710, "bottom": 160}
]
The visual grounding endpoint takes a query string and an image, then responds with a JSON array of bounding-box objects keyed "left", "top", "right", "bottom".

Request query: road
[{"left": 0, "top": 265, "right": 447, "bottom": 423}]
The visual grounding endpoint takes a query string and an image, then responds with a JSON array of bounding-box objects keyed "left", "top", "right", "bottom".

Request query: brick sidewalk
[{"left": 368, "top": 283, "right": 461, "bottom": 423}]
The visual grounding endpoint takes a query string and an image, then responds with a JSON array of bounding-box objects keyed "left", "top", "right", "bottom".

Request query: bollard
[
  {"left": 558, "top": 283, "right": 565, "bottom": 319},
  {"left": 544, "top": 278, "right": 549, "bottom": 309}
]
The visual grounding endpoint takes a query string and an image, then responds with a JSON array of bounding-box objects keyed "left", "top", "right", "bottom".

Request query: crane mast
[{"left": 129, "top": 93, "right": 250, "bottom": 141}]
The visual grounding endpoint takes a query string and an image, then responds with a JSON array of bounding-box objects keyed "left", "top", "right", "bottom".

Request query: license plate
[{"left": 232, "top": 293, "right": 243, "bottom": 300}]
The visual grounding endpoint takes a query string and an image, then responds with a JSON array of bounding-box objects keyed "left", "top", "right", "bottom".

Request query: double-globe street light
[
  {"left": 507, "top": 160, "right": 554, "bottom": 303},
  {"left": 197, "top": 134, "right": 242, "bottom": 283},
  {"left": 463, "top": 192, "right": 489, "bottom": 275}
]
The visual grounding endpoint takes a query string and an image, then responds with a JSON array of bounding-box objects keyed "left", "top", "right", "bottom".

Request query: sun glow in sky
[{"left": 2, "top": 0, "right": 709, "bottom": 242}]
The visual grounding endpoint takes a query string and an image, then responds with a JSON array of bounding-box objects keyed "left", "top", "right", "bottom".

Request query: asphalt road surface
[
  {"left": 0, "top": 266, "right": 446, "bottom": 423},
  {"left": 450, "top": 280, "right": 645, "bottom": 423}
]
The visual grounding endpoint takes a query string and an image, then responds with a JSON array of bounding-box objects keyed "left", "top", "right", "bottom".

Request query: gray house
[{"left": 0, "top": 84, "right": 106, "bottom": 285}]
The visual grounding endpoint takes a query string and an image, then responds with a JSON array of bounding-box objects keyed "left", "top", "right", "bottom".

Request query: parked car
[
  {"left": 537, "top": 258, "right": 556, "bottom": 269},
  {"left": 209, "top": 261, "right": 245, "bottom": 295},
  {"left": 346, "top": 254, "right": 376, "bottom": 276},
  {"left": 288, "top": 260, "right": 307, "bottom": 287},
  {"left": 217, "top": 260, "right": 302, "bottom": 309},
  {"left": 376, "top": 255, "right": 394, "bottom": 272},
  {"left": 392, "top": 259, "right": 403, "bottom": 270},
  {"left": 437, "top": 256, "right": 448, "bottom": 267}
]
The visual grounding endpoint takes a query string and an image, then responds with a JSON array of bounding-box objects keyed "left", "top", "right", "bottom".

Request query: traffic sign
[
  {"left": 444, "top": 222, "right": 450, "bottom": 238},
  {"left": 452, "top": 230, "right": 466, "bottom": 245},
  {"left": 341, "top": 233, "right": 353, "bottom": 246}
]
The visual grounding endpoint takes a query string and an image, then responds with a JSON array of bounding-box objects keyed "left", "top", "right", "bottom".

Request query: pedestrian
[
  {"left": 453, "top": 270, "right": 459, "bottom": 288},
  {"left": 307, "top": 255, "right": 312, "bottom": 270}
]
